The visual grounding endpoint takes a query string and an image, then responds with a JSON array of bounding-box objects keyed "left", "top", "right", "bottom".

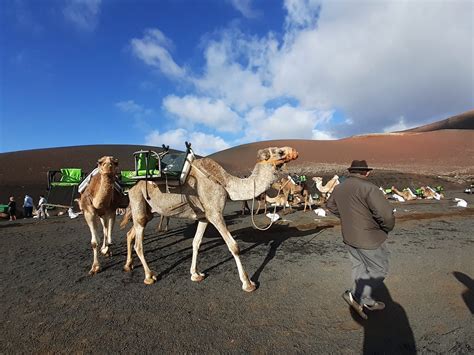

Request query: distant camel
[
  {"left": 79, "top": 156, "right": 127, "bottom": 275},
  {"left": 391, "top": 186, "right": 418, "bottom": 201},
  {"left": 120, "top": 146, "right": 298, "bottom": 291},
  {"left": 271, "top": 177, "right": 303, "bottom": 211},
  {"left": 242, "top": 193, "right": 267, "bottom": 215},
  {"left": 312, "top": 175, "right": 340, "bottom": 200},
  {"left": 420, "top": 186, "right": 443, "bottom": 200},
  {"left": 298, "top": 180, "right": 315, "bottom": 212}
]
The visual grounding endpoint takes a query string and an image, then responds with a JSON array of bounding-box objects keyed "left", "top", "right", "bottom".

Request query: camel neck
[
  {"left": 225, "top": 162, "right": 277, "bottom": 201},
  {"left": 92, "top": 174, "right": 115, "bottom": 209}
]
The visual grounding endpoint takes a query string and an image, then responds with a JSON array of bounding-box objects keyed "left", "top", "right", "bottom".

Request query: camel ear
[
  {"left": 257, "top": 148, "right": 271, "bottom": 161},
  {"left": 98, "top": 156, "right": 106, "bottom": 165},
  {"left": 112, "top": 157, "right": 119, "bottom": 166}
]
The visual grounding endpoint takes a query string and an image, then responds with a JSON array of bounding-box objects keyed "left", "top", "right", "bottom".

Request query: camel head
[
  {"left": 312, "top": 177, "right": 323, "bottom": 184},
  {"left": 256, "top": 146, "right": 298, "bottom": 168},
  {"left": 97, "top": 156, "right": 119, "bottom": 176}
]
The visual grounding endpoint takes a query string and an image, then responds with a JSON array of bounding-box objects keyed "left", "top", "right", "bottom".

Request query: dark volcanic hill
[{"left": 401, "top": 110, "right": 474, "bottom": 132}]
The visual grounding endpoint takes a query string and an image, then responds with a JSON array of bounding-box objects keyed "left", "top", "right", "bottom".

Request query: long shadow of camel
[
  {"left": 203, "top": 224, "right": 333, "bottom": 285},
  {"left": 124, "top": 221, "right": 333, "bottom": 285},
  {"left": 350, "top": 283, "right": 417, "bottom": 354}
]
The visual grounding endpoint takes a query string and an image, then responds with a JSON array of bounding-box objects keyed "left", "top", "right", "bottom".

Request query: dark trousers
[
  {"left": 24, "top": 207, "right": 33, "bottom": 218},
  {"left": 346, "top": 242, "right": 390, "bottom": 306}
]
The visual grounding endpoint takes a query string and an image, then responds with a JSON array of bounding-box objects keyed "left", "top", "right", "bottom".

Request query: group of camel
[
  {"left": 245, "top": 174, "right": 340, "bottom": 215},
  {"left": 77, "top": 150, "right": 447, "bottom": 291},
  {"left": 385, "top": 185, "right": 444, "bottom": 202},
  {"left": 79, "top": 146, "right": 300, "bottom": 291}
]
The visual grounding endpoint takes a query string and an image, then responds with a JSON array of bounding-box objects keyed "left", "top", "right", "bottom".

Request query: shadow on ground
[{"left": 350, "top": 284, "right": 417, "bottom": 354}]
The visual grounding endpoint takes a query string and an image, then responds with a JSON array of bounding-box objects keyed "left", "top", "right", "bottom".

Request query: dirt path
[{"left": 0, "top": 191, "right": 473, "bottom": 353}]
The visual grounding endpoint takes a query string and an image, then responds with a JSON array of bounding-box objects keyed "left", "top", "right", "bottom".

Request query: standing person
[
  {"left": 326, "top": 160, "right": 395, "bottom": 320},
  {"left": 37, "top": 195, "right": 48, "bottom": 220},
  {"left": 7, "top": 196, "right": 17, "bottom": 221},
  {"left": 23, "top": 194, "right": 34, "bottom": 218}
]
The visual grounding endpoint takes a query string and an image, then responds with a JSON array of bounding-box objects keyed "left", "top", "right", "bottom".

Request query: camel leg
[
  {"left": 158, "top": 215, "right": 169, "bottom": 233},
  {"left": 133, "top": 222, "right": 157, "bottom": 284},
  {"left": 100, "top": 213, "right": 115, "bottom": 256},
  {"left": 84, "top": 211, "right": 101, "bottom": 275},
  {"left": 304, "top": 195, "right": 312, "bottom": 212},
  {"left": 208, "top": 214, "right": 256, "bottom": 292},
  {"left": 123, "top": 227, "right": 135, "bottom": 272},
  {"left": 190, "top": 220, "right": 208, "bottom": 282},
  {"left": 107, "top": 213, "right": 115, "bottom": 245},
  {"left": 100, "top": 217, "right": 108, "bottom": 255}
]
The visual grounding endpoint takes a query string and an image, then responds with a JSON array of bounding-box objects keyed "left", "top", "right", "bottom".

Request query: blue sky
[{"left": 1, "top": 0, "right": 472, "bottom": 155}]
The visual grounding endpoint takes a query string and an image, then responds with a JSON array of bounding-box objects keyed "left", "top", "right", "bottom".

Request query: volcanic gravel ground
[{"left": 0, "top": 190, "right": 473, "bottom": 353}]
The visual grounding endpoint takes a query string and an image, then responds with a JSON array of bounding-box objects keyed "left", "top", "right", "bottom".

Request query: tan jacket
[{"left": 326, "top": 174, "right": 395, "bottom": 249}]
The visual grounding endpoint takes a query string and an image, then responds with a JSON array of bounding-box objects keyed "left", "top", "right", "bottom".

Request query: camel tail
[{"left": 120, "top": 206, "right": 132, "bottom": 230}]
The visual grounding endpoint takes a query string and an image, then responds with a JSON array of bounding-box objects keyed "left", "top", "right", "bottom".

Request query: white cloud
[
  {"left": 63, "top": 0, "right": 101, "bottom": 31},
  {"left": 311, "top": 130, "right": 335, "bottom": 140},
  {"left": 229, "top": 0, "right": 259, "bottom": 18},
  {"left": 145, "top": 128, "right": 230, "bottom": 156},
  {"left": 284, "top": 0, "right": 320, "bottom": 31},
  {"left": 242, "top": 105, "right": 333, "bottom": 142},
  {"left": 273, "top": 1, "right": 473, "bottom": 134},
  {"left": 163, "top": 95, "right": 241, "bottom": 133},
  {"left": 383, "top": 117, "right": 414, "bottom": 133},
  {"left": 194, "top": 32, "right": 277, "bottom": 110},
  {"left": 131, "top": 1, "right": 473, "bottom": 148},
  {"left": 130, "top": 29, "right": 185, "bottom": 78}
]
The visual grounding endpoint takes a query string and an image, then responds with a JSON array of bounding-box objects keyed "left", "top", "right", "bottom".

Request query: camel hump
[{"left": 193, "top": 158, "right": 229, "bottom": 185}]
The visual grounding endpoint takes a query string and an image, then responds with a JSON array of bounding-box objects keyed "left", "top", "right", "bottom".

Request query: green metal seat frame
[
  {"left": 47, "top": 168, "right": 85, "bottom": 207},
  {"left": 129, "top": 143, "right": 194, "bottom": 183}
]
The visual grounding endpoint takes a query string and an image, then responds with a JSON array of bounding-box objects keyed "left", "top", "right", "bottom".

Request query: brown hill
[
  {"left": 401, "top": 110, "right": 474, "bottom": 132},
  {"left": 209, "top": 130, "right": 474, "bottom": 178},
  {"left": 1, "top": 113, "right": 473, "bottom": 209}
]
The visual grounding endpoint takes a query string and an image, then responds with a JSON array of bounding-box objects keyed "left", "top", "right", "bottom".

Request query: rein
[{"left": 250, "top": 178, "right": 289, "bottom": 231}]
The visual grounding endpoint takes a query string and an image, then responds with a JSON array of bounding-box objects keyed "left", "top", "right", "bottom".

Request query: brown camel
[
  {"left": 270, "top": 177, "right": 303, "bottom": 210},
  {"left": 120, "top": 146, "right": 298, "bottom": 291},
  {"left": 79, "top": 156, "right": 128, "bottom": 275},
  {"left": 420, "top": 186, "right": 444, "bottom": 200}
]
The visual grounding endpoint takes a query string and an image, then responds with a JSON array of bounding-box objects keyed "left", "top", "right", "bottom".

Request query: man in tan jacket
[{"left": 327, "top": 160, "right": 395, "bottom": 319}]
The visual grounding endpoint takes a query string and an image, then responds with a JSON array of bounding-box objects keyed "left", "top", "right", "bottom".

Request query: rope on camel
[{"left": 250, "top": 178, "right": 290, "bottom": 231}]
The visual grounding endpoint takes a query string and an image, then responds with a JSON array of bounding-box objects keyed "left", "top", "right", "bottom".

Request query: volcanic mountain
[{"left": 0, "top": 110, "right": 472, "bottom": 205}]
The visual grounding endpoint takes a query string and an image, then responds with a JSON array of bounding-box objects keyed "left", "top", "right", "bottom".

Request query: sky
[{"left": 1, "top": 0, "right": 473, "bottom": 156}]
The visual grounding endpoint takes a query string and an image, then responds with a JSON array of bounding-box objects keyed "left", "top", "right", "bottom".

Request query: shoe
[
  {"left": 342, "top": 290, "right": 368, "bottom": 320},
  {"left": 363, "top": 301, "right": 385, "bottom": 311}
]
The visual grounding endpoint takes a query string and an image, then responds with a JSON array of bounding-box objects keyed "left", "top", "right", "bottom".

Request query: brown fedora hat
[{"left": 348, "top": 160, "right": 373, "bottom": 171}]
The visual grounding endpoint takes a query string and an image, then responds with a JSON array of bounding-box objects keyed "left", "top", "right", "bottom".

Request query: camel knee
[
  {"left": 126, "top": 228, "right": 136, "bottom": 241},
  {"left": 91, "top": 242, "right": 97, "bottom": 249}
]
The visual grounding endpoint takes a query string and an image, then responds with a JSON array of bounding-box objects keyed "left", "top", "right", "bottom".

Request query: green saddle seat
[
  {"left": 120, "top": 170, "right": 138, "bottom": 186},
  {"left": 51, "top": 168, "right": 83, "bottom": 186}
]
